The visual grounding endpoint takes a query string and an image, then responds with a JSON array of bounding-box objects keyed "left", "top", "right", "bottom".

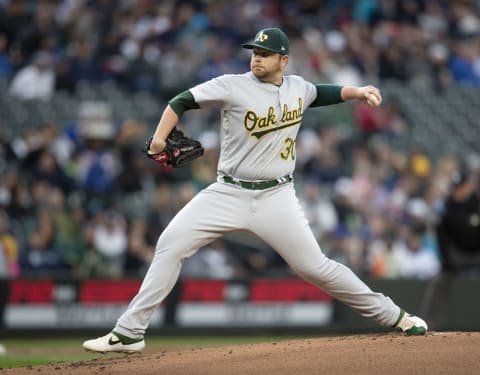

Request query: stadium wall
[{"left": 2, "top": 277, "right": 480, "bottom": 334}]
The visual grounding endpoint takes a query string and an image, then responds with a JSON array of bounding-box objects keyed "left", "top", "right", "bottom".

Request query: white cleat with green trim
[
  {"left": 395, "top": 309, "right": 428, "bottom": 336},
  {"left": 82, "top": 332, "right": 145, "bottom": 353}
]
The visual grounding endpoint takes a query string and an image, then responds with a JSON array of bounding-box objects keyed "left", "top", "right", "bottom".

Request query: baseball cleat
[
  {"left": 82, "top": 332, "right": 145, "bottom": 353},
  {"left": 395, "top": 309, "right": 428, "bottom": 336}
]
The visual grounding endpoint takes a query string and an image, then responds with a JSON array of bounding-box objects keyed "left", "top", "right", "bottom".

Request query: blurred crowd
[
  {"left": 1, "top": 0, "right": 480, "bottom": 281},
  {"left": 3, "top": 0, "right": 480, "bottom": 100}
]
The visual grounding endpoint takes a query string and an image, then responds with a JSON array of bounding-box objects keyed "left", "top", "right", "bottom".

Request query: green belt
[{"left": 221, "top": 175, "right": 293, "bottom": 190}]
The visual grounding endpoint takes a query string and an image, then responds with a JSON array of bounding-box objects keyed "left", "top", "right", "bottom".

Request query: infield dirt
[{"left": 2, "top": 331, "right": 479, "bottom": 374}]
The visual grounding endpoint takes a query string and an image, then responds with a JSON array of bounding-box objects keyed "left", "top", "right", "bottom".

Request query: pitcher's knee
[
  {"left": 154, "top": 241, "right": 195, "bottom": 261},
  {"left": 155, "top": 230, "right": 204, "bottom": 261}
]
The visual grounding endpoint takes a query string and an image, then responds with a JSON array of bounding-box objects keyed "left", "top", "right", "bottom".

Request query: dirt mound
[{"left": 3, "top": 332, "right": 479, "bottom": 374}]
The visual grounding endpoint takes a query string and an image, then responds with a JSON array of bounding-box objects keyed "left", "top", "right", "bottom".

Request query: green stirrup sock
[
  {"left": 112, "top": 331, "right": 143, "bottom": 344},
  {"left": 393, "top": 308, "right": 405, "bottom": 328}
]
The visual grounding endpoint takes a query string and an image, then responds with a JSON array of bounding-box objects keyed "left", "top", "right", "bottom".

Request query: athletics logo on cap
[
  {"left": 255, "top": 31, "right": 269, "bottom": 43},
  {"left": 242, "top": 28, "right": 290, "bottom": 55}
]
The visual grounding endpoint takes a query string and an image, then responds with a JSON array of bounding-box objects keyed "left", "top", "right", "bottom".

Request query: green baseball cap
[{"left": 242, "top": 28, "right": 290, "bottom": 55}]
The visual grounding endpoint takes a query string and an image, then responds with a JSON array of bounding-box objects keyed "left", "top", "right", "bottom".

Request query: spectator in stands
[
  {"left": 124, "top": 41, "right": 160, "bottom": 94},
  {"left": 366, "top": 229, "right": 404, "bottom": 279},
  {"left": 97, "top": 30, "right": 127, "bottom": 83},
  {"left": 369, "top": 100, "right": 408, "bottom": 141},
  {"left": 349, "top": 145, "right": 379, "bottom": 211},
  {"left": 378, "top": 42, "right": 409, "bottom": 81},
  {"left": 405, "top": 197, "right": 438, "bottom": 256},
  {"left": 124, "top": 218, "right": 154, "bottom": 277},
  {"left": 182, "top": 238, "right": 243, "bottom": 279},
  {"left": 421, "top": 167, "right": 480, "bottom": 325},
  {"left": 75, "top": 126, "right": 121, "bottom": 201},
  {"left": 114, "top": 119, "right": 153, "bottom": 199},
  {"left": 8, "top": 128, "right": 43, "bottom": 167},
  {"left": 0, "top": 33, "right": 12, "bottom": 79},
  {"left": 33, "top": 150, "right": 75, "bottom": 194},
  {"left": 74, "top": 216, "right": 112, "bottom": 279},
  {"left": 175, "top": 181, "right": 198, "bottom": 211},
  {"left": 437, "top": 169, "right": 480, "bottom": 267},
  {"left": 16, "top": 3, "right": 58, "bottom": 61},
  {"left": 19, "top": 207, "right": 65, "bottom": 277},
  {"left": 0, "top": 168, "right": 16, "bottom": 211},
  {"left": 0, "top": 208, "right": 19, "bottom": 278},
  {"left": 159, "top": 38, "right": 203, "bottom": 99},
  {"left": 67, "top": 38, "right": 101, "bottom": 84},
  {"left": 0, "top": 209, "right": 16, "bottom": 342},
  {"left": 145, "top": 182, "right": 176, "bottom": 246},
  {"left": 8, "top": 50, "right": 55, "bottom": 100},
  {"left": 29, "top": 177, "right": 53, "bottom": 212},
  {"left": 302, "top": 126, "right": 344, "bottom": 184},
  {"left": 428, "top": 42, "right": 452, "bottom": 91},
  {"left": 91, "top": 209, "right": 128, "bottom": 278},
  {"left": 325, "top": 225, "right": 358, "bottom": 271},
  {"left": 449, "top": 37, "right": 480, "bottom": 86},
  {"left": 396, "top": 227, "right": 440, "bottom": 279},
  {"left": 299, "top": 181, "right": 338, "bottom": 242},
  {"left": 5, "top": 179, "right": 31, "bottom": 222},
  {"left": 0, "top": 1, "right": 31, "bottom": 59},
  {"left": 48, "top": 189, "right": 87, "bottom": 274},
  {"left": 0, "top": 128, "right": 15, "bottom": 167},
  {"left": 54, "top": 56, "right": 76, "bottom": 93},
  {"left": 332, "top": 177, "right": 358, "bottom": 231},
  {"left": 191, "top": 130, "right": 220, "bottom": 188}
]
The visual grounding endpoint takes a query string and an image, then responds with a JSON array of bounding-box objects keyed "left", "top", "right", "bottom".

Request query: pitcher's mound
[{"left": 5, "top": 332, "right": 480, "bottom": 374}]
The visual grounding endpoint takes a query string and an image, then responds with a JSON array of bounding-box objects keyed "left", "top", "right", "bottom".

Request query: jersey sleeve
[
  {"left": 168, "top": 90, "right": 200, "bottom": 117},
  {"left": 309, "top": 84, "right": 344, "bottom": 107},
  {"left": 190, "top": 75, "right": 232, "bottom": 108},
  {"left": 303, "top": 80, "right": 319, "bottom": 108}
]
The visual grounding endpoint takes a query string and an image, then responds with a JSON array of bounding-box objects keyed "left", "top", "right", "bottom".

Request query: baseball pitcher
[{"left": 83, "top": 28, "right": 427, "bottom": 353}]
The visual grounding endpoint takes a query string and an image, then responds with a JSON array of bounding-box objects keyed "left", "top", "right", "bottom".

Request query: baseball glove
[{"left": 145, "top": 127, "right": 204, "bottom": 168}]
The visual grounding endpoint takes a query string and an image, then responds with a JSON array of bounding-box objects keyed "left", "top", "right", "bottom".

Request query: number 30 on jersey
[{"left": 280, "top": 137, "right": 296, "bottom": 160}]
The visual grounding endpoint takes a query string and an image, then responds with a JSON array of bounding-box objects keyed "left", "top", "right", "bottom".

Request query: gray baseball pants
[{"left": 115, "top": 182, "right": 401, "bottom": 338}]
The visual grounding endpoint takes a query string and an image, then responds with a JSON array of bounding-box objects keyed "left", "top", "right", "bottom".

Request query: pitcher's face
[{"left": 250, "top": 47, "right": 288, "bottom": 84}]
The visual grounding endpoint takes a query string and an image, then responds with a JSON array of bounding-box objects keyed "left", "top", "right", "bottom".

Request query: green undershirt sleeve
[
  {"left": 168, "top": 90, "right": 200, "bottom": 117},
  {"left": 310, "top": 84, "right": 344, "bottom": 107}
]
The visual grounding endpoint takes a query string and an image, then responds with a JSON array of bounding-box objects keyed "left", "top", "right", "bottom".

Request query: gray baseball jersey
[
  {"left": 113, "top": 72, "right": 402, "bottom": 339},
  {"left": 190, "top": 72, "right": 316, "bottom": 180}
]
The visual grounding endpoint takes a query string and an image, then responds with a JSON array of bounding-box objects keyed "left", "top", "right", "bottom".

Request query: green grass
[
  {"left": 0, "top": 335, "right": 308, "bottom": 369},
  {"left": 1, "top": 355, "right": 94, "bottom": 369}
]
